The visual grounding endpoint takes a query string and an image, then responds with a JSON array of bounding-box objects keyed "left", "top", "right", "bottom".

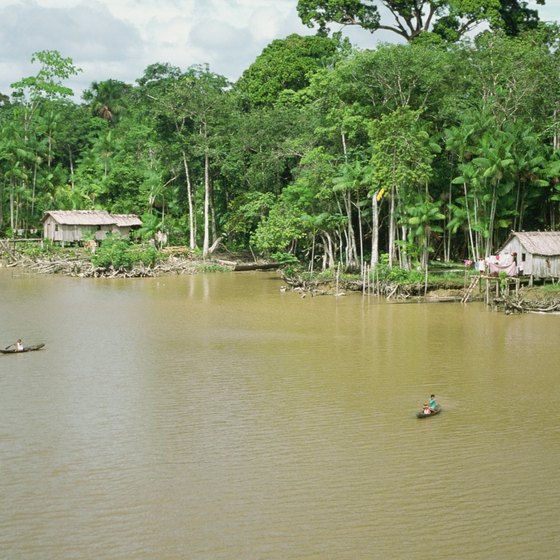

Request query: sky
[{"left": 0, "top": 0, "right": 558, "bottom": 100}]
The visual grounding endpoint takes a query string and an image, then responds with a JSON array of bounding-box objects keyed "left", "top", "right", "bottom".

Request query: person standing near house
[{"left": 477, "top": 257, "right": 486, "bottom": 275}]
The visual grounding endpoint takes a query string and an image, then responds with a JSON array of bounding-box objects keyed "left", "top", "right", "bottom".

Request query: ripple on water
[{"left": 1, "top": 271, "right": 559, "bottom": 559}]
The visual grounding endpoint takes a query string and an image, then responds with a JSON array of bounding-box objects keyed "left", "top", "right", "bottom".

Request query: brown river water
[{"left": 0, "top": 268, "right": 559, "bottom": 559}]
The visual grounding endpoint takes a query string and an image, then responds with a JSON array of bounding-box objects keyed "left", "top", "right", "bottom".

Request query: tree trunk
[
  {"left": 309, "top": 232, "right": 316, "bottom": 273},
  {"left": 463, "top": 181, "right": 477, "bottom": 261},
  {"left": 370, "top": 192, "right": 379, "bottom": 268},
  {"left": 487, "top": 182, "right": 498, "bottom": 255},
  {"left": 342, "top": 191, "right": 357, "bottom": 268},
  {"left": 357, "top": 202, "right": 363, "bottom": 272},
  {"left": 322, "top": 232, "right": 335, "bottom": 270},
  {"left": 388, "top": 187, "right": 396, "bottom": 268},
  {"left": 202, "top": 150, "right": 210, "bottom": 258},
  {"left": 68, "top": 147, "right": 75, "bottom": 190},
  {"left": 10, "top": 183, "right": 15, "bottom": 232},
  {"left": 444, "top": 180, "right": 452, "bottom": 262},
  {"left": 182, "top": 152, "right": 196, "bottom": 250}
]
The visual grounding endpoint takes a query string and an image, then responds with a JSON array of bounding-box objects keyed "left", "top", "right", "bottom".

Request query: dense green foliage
[
  {"left": 236, "top": 34, "right": 344, "bottom": 106},
  {"left": 91, "top": 235, "right": 161, "bottom": 270},
  {"left": 1, "top": 17, "right": 560, "bottom": 273}
]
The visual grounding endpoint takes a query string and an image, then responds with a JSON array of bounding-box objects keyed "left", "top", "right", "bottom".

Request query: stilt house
[
  {"left": 42, "top": 211, "right": 142, "bottom": 244},
  {"left": 498, "top": 231, "right": 560, "bottom": 279}
]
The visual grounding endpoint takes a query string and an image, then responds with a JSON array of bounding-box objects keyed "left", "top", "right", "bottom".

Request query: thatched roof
[
  {"left": 503, "top": 231, "right": 560, "bottom": 256},
  {"left": 43, "top": 210, "right": 141, "bottom": 227}
]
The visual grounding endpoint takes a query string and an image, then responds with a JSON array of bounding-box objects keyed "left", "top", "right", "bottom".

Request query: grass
[{"left": 538, "top": 283, "right": 560, "bottom": 293}]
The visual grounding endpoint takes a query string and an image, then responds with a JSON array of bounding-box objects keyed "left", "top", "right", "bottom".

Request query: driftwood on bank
[
  {"left": 1, "top": 249, "right": 284, "bottom": 278},
  {"left": 500, "top": 297, "right": 560, "bottom": 314},
  {"left": 283, "top": 272, "right": 468, "bottom": 300},
  {"left": 2, "top": 253, "right": 221, "bottom": 278}
]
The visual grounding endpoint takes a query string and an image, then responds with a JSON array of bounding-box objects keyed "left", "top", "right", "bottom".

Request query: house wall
[
  {"left": 500, "top": 237, "right": 560, "bottom": 278},
  {"left": 95, "top": 226, "right": 114, "bottom": 241},
  {"left": 500, "top": 238, "right": 526, "bottom": 274},
  {"left": 43, "top": 217, "right": 79, "bottom": 243},
  {"left": 43, "top": 217, "right": 56, "bottom": 242},
  {"left": 531, "top": 255, "right": 560, "bottom": 278},
  {"left": 43, "top": 217, "right": 133, "bottom": 244},
  {"left": 111, "top": 226, "right": 132, "bottom": 238}
]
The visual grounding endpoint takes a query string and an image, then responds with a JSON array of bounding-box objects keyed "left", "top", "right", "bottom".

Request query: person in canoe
[
  {"left": 429, "top": 394, "right": 438, "bottom": 412},
  {"left": 422, "top": 402, "right": 432, "bottom": 415},
  {"left": 15, "top": 339, "right": 24, "bottom": 352}
]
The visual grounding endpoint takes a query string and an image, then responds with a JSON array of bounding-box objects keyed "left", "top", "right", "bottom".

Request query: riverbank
[
  {"left": 2, "top": 244, "right": 559, "bottom": 312},
  {"left": 0, "top": 245, "right": 473, "bottom": 301},
  {"left": 282, "top": 268, "right": 471, "bottom": 301},
  {"left": 499, "top": 286, "right": 560, "bottom": 314},
  {"left": 0, "top": 245, "right": 264, "bottom": 277},
  {"left": 283, "top": 269, "right": 560, "bottom": 313}
]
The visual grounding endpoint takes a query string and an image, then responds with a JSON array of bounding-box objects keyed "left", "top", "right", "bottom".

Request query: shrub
[{"left": 91, "top": 235, "right": 163, "bottom": 270}]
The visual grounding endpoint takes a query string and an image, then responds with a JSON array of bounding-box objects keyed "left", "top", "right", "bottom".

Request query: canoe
[
  {"left": 416, "top": 405, "right": 441, "bottom": 419},
  {"left": 0, "top": 343, "right": 45, "bottom": 354}
]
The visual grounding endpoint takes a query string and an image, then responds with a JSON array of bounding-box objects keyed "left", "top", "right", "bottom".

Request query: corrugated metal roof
[
  {"left": 504, "top": 231, "right": 560, "bottom": 256},
  {"left": 43, "top": 210, "right": 116, "bottom": 225},
  {"left": 112, "top": 214, "right": 143, "bottom": 227},
  {"left": 43, "top": 210, "right": 142, "bottom": 227}
]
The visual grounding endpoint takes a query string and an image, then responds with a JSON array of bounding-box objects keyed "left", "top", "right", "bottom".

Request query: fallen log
[
  {"left": 216, "top": 259, "right": 237, "bottom": 268},
  {"left": 233, "top": 262, "right": 281, "bottom": 271}
]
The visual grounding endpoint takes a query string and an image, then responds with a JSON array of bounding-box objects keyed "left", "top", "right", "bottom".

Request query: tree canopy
[
  {"left": 296, "top": 0, "right": 546, "bottom": 42},
  {"left": 1, "top": 17, "right": 559, "bottom": 273}
]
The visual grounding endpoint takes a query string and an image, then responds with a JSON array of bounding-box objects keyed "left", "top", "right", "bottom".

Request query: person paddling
[
  {"left": 15, "top": 339, "right": 24, "bottom": 352},
  {"left": 429, "top": 394, "right": 438, "bottom": 411}
]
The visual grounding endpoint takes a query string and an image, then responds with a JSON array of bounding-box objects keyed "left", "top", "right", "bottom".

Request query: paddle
[{"left": 4, "top": 343, "right": 14, "bottom": 350}]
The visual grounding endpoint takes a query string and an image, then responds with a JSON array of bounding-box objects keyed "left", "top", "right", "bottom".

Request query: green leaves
[
  {"left": 250, "top": 202, "right": 306, "bottom": 253},
  {"left": 369, "top": 106, "right": 434, "bottom": 192},
  {"left": 297, "top": 0, "right": 543, "bottom": 42},
  {"left": 297, "top": 0, "right": 380, "bottom": 35},
  {"left": 91, "top": 234, "right": 161, "bottom": 270},
  {"left": 1, "top": 28, "right": 558, "bottom": 267},
  {"left": 11, "top": 50, "right": 81, "bottom": 101},
  {"left": 235, "top": 34, "right": 340, "bottom": 106}
]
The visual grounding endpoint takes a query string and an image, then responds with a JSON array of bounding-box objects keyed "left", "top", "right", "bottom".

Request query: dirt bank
[
  {"left": 0, "top": 248, "right": 253, "bottom": 277},
  {"left": 501, "top": 286, "right": 560, "bottom": 313}
]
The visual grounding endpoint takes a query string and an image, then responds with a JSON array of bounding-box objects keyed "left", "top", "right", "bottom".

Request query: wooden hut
[
  {"left": 111, "top": 214, "right": 144, "bottom": 238},
  {"left": 42, "top": 211, "right": 142, "bottom": 245},
  {"left": 498, "top": 231, "right": 560, "bottom": 279}
]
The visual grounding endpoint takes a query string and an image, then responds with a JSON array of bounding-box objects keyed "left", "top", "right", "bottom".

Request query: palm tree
[{"left": 82, "top": 79, "right": 131, "bottom": 123}]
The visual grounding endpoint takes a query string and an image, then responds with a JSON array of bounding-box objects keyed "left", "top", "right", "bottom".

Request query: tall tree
[
  {"left": 82, "top": 79, "right": 132, "bottom": 123},
  {"left": 143, "top": 65, "right": 231, "bottom": 254},
  {"left": 235, "top": 34, "right": 343, "bottom": 106},
  {"left": 2, "top": 50, "right": 81, "bottom": 233},
  {"left": 297, "top": 0, "right": 544, "bottom": 42},
  {"left": 369, "top": 107, "right": 435, "bottom": 269}
]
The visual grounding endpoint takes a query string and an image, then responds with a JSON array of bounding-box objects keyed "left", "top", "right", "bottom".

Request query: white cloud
[
  {"left": 0, "top": 0, "right": 557, "bottom": 99},
  {"left": 0, "top": 0, "right": 372, "bottom": 98},
  {"left": 0, "top": 0, "right": 146, "bottom": 96}
]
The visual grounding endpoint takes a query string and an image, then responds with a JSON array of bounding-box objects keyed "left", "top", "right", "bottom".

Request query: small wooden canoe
[
  {"left": 416, "top": 405, "right": 441, "bottom": 419},
  {"left": 0, "top": 343, "right": 45, "bottom": 354}
]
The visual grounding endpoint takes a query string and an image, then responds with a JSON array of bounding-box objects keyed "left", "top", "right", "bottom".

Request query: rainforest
[{"left": 1, "top": 20, "right": 560, "bottom": 274}]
